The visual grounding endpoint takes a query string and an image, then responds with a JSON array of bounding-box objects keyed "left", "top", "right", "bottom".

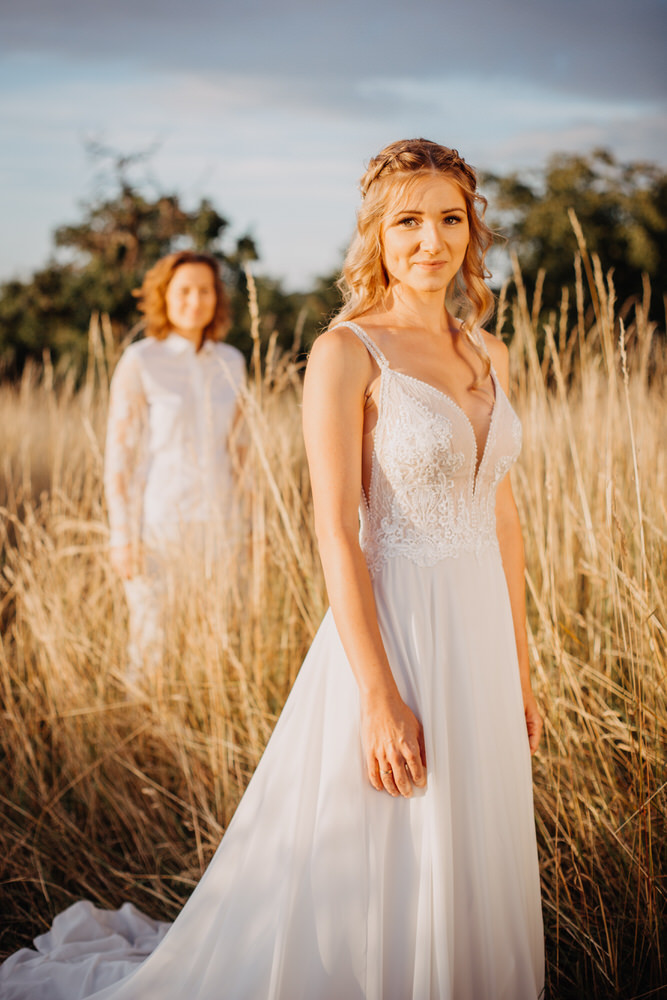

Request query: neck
[
  {"left": 384, "top": 286, "right": 455, "bottom": 337},
  {"left": 172, "top": 327, "right": 203, "bottom": 349}
]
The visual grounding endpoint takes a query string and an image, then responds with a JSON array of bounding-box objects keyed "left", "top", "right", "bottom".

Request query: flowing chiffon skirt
[{"left": 0, "top": 548, "right": 544, "bottom": 999}]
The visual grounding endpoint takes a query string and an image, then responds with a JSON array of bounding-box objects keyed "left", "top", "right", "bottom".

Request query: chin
[{"left": 413, "top": 278, "right": 449, "bottom": 294}]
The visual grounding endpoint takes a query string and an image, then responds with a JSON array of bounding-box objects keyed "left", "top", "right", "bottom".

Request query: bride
[{"left": 0, "top": 138, "right": 545, "bottom": 1000}]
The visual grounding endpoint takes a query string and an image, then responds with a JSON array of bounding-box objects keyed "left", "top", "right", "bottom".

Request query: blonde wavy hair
[
  {"left": 133, "top": 251, "right": 231, "bottom": 347},
  {"left": 332, "top": 138, "right": 495, "bottom": 375}
]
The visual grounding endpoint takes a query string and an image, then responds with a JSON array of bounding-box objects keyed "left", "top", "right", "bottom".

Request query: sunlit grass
[{"left": 0, "top": 261, "right": 665, "bottom": 999}]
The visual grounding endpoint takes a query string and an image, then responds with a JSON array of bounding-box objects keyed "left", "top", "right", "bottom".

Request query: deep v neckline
[
  {"left": 390, "top": 367, "right": 498, "bottom": 495},
  {"left": 343, "top": 321, "right": 497, "bottom": 496}
]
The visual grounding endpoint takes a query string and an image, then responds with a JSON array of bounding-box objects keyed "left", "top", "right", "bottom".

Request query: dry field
[{"left": 0, "top": 260, "right": 665, "bottom": 999}]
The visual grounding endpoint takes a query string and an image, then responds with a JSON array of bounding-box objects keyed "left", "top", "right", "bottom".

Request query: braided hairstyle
[{"left": 332, "top": 139, "right": 495, "bottom": 375}]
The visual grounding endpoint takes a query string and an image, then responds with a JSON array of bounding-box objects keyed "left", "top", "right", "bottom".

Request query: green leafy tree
[
  {"left": 0, "top": 150, "right": 258, "bottom": 375},
  {"left": 484, "top": 149, "right": 667, "bottom": 318},
  {"left": 302, "top": 269, "right": 345, "bottom": 330}
]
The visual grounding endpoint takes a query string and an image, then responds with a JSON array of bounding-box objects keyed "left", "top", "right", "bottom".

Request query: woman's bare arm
[
  {"left": 302, "top": 327, "right": 427, "bottom": 797},
  {"left": 488, "top": 336, "right": 543, "bottom": 754}
]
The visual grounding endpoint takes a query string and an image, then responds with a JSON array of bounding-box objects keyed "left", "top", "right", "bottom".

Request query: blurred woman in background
[{"left": 104, "top": 250, "right": 246, "bottom": 676}]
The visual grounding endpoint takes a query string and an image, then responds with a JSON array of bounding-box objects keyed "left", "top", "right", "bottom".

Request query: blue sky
[{"left": 1, "top": 0, "right": 666, "bottom": 289}]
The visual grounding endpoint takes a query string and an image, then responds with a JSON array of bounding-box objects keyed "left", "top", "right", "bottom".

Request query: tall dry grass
[{"left": 0, "top": 259, "right": 665, "bottom": 999}]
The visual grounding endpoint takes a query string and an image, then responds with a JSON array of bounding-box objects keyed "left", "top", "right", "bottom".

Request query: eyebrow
[{"left": 394, "top": 206, "right": 466, "bottom": 215}]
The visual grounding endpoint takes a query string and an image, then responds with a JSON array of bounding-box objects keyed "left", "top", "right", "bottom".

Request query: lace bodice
[{"left": 336, "top": 322, "right": 522, "bottom": 576}]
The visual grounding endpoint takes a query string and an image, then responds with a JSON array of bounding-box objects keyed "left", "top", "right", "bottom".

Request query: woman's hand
[
  {"left": 523, "top": 689, "right": 543, "bottom": 755},
  {"left": 361, "top": 693, "right": 427, "bottom": 798},
  {"left": 109, "top": 544, "right": 137, "bottom": 580}
]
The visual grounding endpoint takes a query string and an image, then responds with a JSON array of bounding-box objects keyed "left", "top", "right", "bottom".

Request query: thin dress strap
[{"left": 331, "top": 321, "right": 389, "bottom": 368}]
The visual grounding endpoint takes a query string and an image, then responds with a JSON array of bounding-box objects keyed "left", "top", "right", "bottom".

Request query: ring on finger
[{"left": 381, "top": 768, "right": 393, "bottom": 775}]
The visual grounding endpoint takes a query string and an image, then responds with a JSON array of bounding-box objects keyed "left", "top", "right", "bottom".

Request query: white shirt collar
[{"left": 163, "top": 332, "right": 215, "bottom": 355}]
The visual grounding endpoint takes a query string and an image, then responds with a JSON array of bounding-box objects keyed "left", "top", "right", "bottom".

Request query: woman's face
[
  {"left": 380, "top": 172, "right": 470, "bottom": 297},
  {"left": 165, "top": 262, "right": 217, "bottom": 342}
]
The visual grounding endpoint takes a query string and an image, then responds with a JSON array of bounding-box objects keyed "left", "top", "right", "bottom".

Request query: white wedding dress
[{"left": 0, "top": 322, "right": 544, "bottom": 1000}]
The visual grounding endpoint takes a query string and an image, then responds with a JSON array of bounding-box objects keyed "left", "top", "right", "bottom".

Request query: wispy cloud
[
  {"left": 1, "top": 1, "right": 665, "bottom": 287},
  {"left": 3, "top": 0, "right": 666, "bottom": 100}
]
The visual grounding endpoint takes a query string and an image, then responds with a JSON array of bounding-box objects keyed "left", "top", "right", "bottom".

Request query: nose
[{"left": 419, "top": 220, "right": 444, "bottom": 254}]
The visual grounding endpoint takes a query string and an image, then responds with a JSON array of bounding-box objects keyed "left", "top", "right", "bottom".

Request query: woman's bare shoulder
[
  {"left": 478, "top": 328, "right": 510, "bottom": 388},
  {"left": 307, "top": 323, "right": 375, "bottom": 379}
]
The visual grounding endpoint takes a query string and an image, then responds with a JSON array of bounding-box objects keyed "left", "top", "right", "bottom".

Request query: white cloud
[{"left": 1, "top": 51, "right": 665, "bottom": 290}]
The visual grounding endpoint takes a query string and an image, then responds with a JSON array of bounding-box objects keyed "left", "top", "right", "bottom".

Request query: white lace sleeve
[{"left": 104, "top": 348, "right": 147, "bottom": 549}]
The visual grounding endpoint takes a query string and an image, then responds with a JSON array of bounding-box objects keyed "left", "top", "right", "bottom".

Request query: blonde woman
[
  {"left": 1, "top": 142, "right": 544, "bottom": 999},
  {"left": 104, "top": 251, "right": 246, "bottom": 674}
]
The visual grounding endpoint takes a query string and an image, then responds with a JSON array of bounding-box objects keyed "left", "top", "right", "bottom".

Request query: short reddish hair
[{"left": 133, "top": 251, "right": 231, "bottom": 344}]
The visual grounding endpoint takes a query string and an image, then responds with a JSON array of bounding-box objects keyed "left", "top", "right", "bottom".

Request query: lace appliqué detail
[
  {"left": 358, "top": 364, "right": 522, "bottom": 577},
  {"left": 491, "top": 414, "right": 522, "bottom": 488},
  {"left": 329, "top": 321, "right": 522, "bottom": 577}
]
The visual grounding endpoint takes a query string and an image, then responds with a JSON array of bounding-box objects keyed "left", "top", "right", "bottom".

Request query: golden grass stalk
[{"left": 0, "top": 261, "right": 664, "bottom": 998}]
